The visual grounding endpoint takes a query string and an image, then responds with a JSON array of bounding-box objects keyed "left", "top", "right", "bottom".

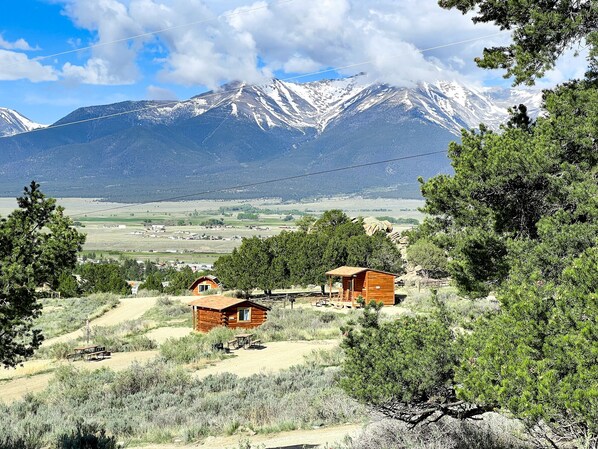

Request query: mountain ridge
[
  {"left": 0, "top": 76, "right": 543, "bottom": 201},
  {"left": 0, "top": 108, "right": 46, "bottom": 137}
]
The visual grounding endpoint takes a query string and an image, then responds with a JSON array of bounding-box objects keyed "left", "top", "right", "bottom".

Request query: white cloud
[
  {"left": 58, "top": 0, "right": 145, "bottom": 85},
  {"left": 0, "top": 35, "right": 39, "bottom": 51},
  {"left": 0, "top": 50, "right": 57, "bottom": 82},
  {"left": 282, "top": 55, "right": 322, "bottom": 74},
  {"left": 146, "top": 84, "right": 177, "bottom": 100},
  {"left": 52, "top": 0, "right": 586, "bottom": 89}
]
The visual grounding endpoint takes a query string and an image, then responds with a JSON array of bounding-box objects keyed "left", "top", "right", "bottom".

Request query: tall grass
[
  {"left": 0, "top": 361, "right": 363, "bottom": 446},
  {"left": 254, "top": 307, "right": 357, "bottom": 341},
  {"left": 160, "top": 326, "right": 234, "bottom": 364},
  {"left": 33, "top": 293, "right": 120, "bottom": 339},
  {"left": 141, "top": 296, "right": 191, "bottom": 327},
  {"left": 35, "top": 319, "right": 157, "bottom": 359},
  {"left": 398, "top": 288, "right": 499, "bottom": 329}
]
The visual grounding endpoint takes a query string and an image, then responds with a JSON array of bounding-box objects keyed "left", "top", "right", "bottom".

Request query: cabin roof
[
  {"left": 188, "top": 295, "right": 269, "bottom": 311},
  {"left": 325, "top": 266, "right": 397, "bottom": 277},
  {"left": 189, "top": 275, "right": 221, "bottom": 290}
]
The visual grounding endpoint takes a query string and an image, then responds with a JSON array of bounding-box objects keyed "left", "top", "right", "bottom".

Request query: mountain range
[{"left": 0, "top": 75, "right": 543, "bottom": 201}]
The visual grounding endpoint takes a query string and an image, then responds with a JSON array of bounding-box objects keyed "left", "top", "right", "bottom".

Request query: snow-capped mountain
[
  {"left": 52, "top": 75, "right": 542, "bottom": 137},
  {"left": 0, "top": 76, "right": 543, "bottom": 200},
  {"left": 0, "top": 108, "right": 45, "bottom": 137}
]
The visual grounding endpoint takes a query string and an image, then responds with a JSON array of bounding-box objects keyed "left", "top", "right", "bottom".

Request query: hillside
[
  {"left": 0, "top": 76, "right": 542, "bottom": 200},
  {"left": 0, "top": 108, "right": 45, "bottom": 137}
]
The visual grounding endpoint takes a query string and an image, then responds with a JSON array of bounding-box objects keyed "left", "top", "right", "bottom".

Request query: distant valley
[{"left": 0, "top": 75, "right": 542, "bottom": 201}]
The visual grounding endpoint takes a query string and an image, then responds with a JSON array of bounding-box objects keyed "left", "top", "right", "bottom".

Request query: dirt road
[
  {"left": 43, "top": 296, "right": 195, "bottom": 345},
  {"left": 195, "top": 339, "right": 339, "bottom": 379},
  {"left": 140, "top": 423, "right": 363, "bottom": 449},
  {"left": 145, "top": 326, "right": 193, "bottom": 344}
]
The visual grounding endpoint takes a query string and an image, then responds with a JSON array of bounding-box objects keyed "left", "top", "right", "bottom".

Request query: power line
[
  {"left": 2, "top": 29, "right": 510, "bottom": 139},
  {"left": 282, "top": 31, "right": 508, "bottom": 82},
  {"left": 70, "top": 150, "right": 446, "bottom": 217}
]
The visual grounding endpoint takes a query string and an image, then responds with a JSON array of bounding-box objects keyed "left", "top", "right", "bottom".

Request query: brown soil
[
  {"left": 139, "top": 423, "right": 363, "bottom": 449},
  {"left": 194, "top": 339, "right": 339, "bottom": 379}
]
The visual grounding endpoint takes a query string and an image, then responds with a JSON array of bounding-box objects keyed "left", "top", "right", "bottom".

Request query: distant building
[
  {"left": 127, "top": 281, "right": 142, "bottom": 295},
  {"left": 325, "top": 266, "right": 397, "bottom": 307},
  {"left": 188, "top": 295, "right": 269, "bottom": 332},
  {"left": 189, "top": 275, "right": 221, "bottom": 295}
]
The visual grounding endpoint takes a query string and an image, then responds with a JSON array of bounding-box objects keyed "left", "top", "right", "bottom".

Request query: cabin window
[
  {"left": 238, "top": 308, "right": 251, "bottom": 322},
  {"left": 198, "top": 284, "right": 209, "bottom": 292}
]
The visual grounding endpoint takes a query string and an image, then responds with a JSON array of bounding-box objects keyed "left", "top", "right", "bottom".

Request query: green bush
[
  {"left": 0, "top": 361, "right": 362, "bottom": 445},
  {"left": 160, "top": 327, "right": 234, "bottom": 364},
  {"left": 255, "top": 307, "right": 355, "bottom": 341},
  {"left": 56, "top": 422, "right": 116, "bottom": 449},
  {"left": 141, "top": 296, "right": 190, "bottom": 325}
]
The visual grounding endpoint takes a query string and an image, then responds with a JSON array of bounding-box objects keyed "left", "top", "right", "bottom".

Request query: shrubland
[
  {"left": 0, "top": 361, "right": 362, "bottom": 447},
  {"left": 33, "top": 293, "right": 120, "bottom": 339}
]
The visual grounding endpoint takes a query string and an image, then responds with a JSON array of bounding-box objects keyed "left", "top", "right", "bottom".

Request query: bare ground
[
  {"left": 139, "top": 423, "right": 363, "bottom": 449},
  {"left": 146, "top": 326, "right": 194, "bottom": 344},
  {"left": 194, "top": 339, "right": 339, "bottom": 379}
]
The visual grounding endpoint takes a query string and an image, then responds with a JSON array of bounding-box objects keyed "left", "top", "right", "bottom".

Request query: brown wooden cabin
[
  {"left": 325, "top": 266, "right": 397, "bottom": 307},
  {"left": 188, "top": 295, "right": 269, "bottom": 332},
  {"left": 189, "top": 275, "right": 221, "bottom": 296}
]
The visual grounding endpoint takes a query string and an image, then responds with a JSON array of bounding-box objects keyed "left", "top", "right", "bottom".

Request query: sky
[{"left": 0, "top": 0, "right": 589, "bottom": 124}]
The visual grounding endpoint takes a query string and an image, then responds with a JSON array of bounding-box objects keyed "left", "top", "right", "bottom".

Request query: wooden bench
[
  {"left": 84, "top": 350, "right": 111, "bottom": 361},
  {"left": 249, "top": 339, "right": 262, "bottom": 349},
  {"left": 227, "top": 339, "right": 239, "bottom": 350}
]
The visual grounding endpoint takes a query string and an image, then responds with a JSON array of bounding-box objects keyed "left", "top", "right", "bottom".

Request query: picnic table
[
  {"left": 226, "top": 333, "right": 262, "bottom": 350},
  {"left": 67, "top": 345, "right": 111, "bottom": 362}
]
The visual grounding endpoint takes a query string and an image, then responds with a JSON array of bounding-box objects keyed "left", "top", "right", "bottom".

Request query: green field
[{"left": 1, "top": 196, "right": 423, "bottom": 264}]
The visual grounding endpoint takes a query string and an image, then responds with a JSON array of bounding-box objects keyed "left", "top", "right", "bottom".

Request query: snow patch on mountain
[
  {"left": 45, "top": 75, "right": 544, "bottom": 138},
  {"left": 0, "top": 108, "right": 46, "bottom": 137}
]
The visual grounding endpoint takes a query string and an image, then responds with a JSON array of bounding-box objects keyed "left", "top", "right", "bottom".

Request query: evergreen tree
[
  {"left": 0, "top": 182, "right": 85, "bottom": 367},
  {"left": 139, "top": 272, "right": 163, "bottom": 293},
  {"left": 439, "top": 0, "right": 598, "bottom": 85}
]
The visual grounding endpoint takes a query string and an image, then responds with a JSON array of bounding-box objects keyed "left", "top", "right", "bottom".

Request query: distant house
[
  {"left": 127, "top": 280, "right": 142, "bottom": 295},
  {"left": 188, "top": 295, "right": 269, "bottom": 332},
  {"left": 325, "top": 266, "right": 397, "bottom": 307},
  {"left": 189, "top": 275, "right": 222, "bottom": 295}
]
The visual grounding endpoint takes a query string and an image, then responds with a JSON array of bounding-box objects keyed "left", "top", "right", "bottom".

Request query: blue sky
[{"left": 0, "top": 0, "right": 588, "bottom": 124}]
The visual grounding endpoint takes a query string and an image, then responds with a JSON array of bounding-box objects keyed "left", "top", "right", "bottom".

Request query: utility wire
[
  {"left": 282, "top": 31, "right": 508, "bottom": 82},
  {"left": 70, "top": 150, "right": 446, "bottom": 217},
  {"left": 3, "top": 29, "right": 510, "bottom": 139}
]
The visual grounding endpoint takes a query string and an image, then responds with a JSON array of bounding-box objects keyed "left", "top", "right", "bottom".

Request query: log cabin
[
  {"left": 188, "top": 295, "right": 269, "bottom": 332},
  {"left": 326, "top": 266, "right": 397, "bottom": 307},
  {"left": 189, "top": 275, "right": 222, "bottom": 295}
]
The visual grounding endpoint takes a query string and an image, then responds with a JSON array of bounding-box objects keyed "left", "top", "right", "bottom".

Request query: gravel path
[
  {"left": 195, "top": 339, "right": 339, "bottom": 379},
  {"left": 140, "top": 423, "right": 363, "bottom": 449}
]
